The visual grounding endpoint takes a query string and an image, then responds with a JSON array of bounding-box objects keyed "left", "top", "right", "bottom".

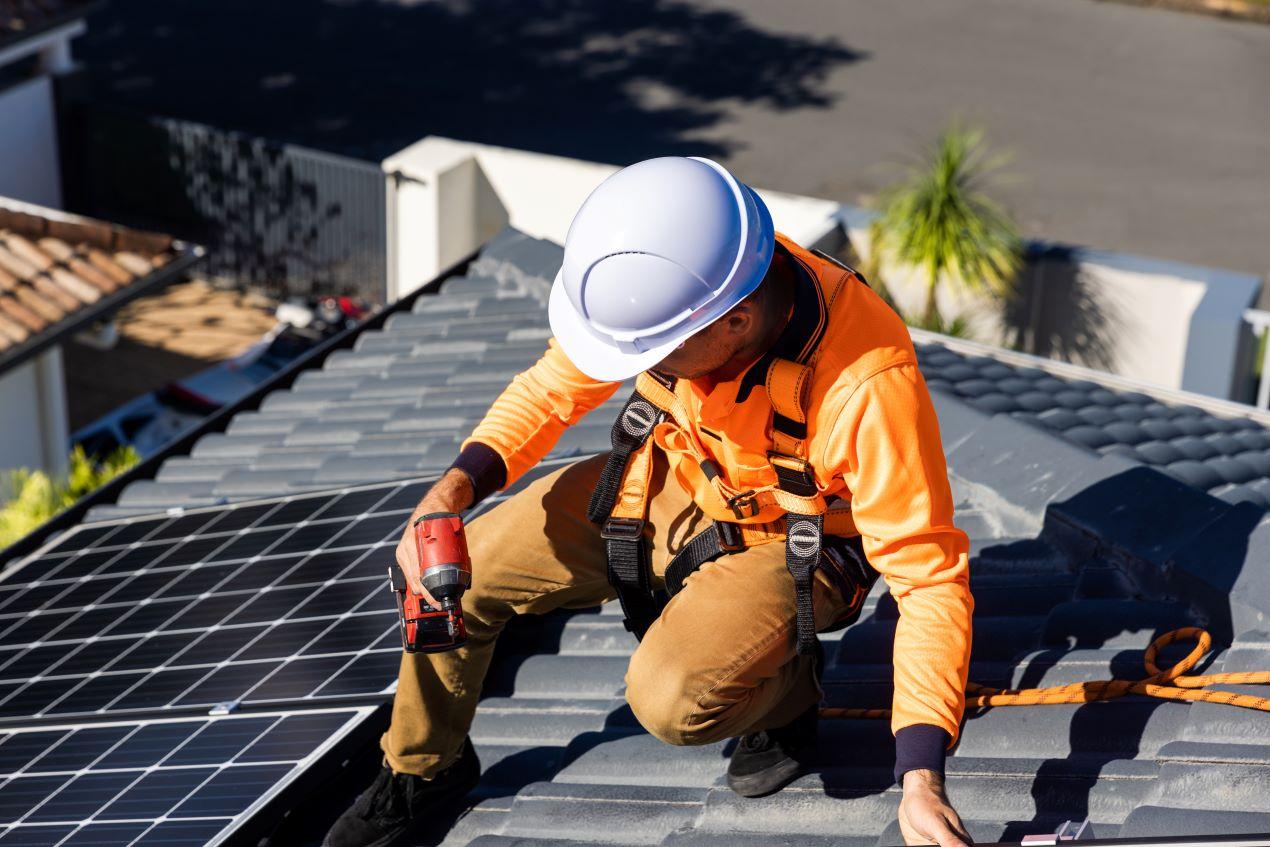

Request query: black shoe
[
  {"left": 322, "top": 738, "right": 480, "bottom": 847},
  {"left": 726, "top": 704, "right": 819, "bottom": 798}
]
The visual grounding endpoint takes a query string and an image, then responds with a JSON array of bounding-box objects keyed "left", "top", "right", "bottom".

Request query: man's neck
[{"left": 706, "top": 284, "right": 796, "bottom": 386}]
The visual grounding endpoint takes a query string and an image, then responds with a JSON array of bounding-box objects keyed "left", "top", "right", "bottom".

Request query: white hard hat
[{"left": 548, "top": 156, "right": 775, "bottom": 382}]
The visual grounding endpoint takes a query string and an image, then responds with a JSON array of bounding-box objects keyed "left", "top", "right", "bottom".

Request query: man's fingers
[
  {"left": 930, "top": 814, "right": 972, "bottom": 847},
  {"left": 396, "top": 541, "right": 438, "bottom": 606}
]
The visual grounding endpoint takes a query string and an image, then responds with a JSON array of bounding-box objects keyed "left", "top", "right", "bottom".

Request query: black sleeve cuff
[
  {"left": 449, "top": 442, "right": 508, "bottom": 505},
  {"left": 893, "top": 724, "right": 951, "bottom": 784}
]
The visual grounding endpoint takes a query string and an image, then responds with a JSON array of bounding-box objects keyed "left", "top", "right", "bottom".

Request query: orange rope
[{"left": 819, "top": 627, "right": 1270, "bottom": 720}]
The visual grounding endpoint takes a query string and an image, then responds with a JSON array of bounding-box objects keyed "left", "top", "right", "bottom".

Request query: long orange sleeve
[
  {"left": 462, "top": 337, "right": 621, "bottom": 488},
  {"left": 822, "top": 362, "right": 974, "bottom": 751}
]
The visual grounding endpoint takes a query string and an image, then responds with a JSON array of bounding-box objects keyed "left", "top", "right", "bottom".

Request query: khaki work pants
[{"left": 381, "top": 452, "right": 859, "bottom": 778}]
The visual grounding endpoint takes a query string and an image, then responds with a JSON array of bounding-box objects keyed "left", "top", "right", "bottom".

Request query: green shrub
[
  {"left": 0, "top": 447, "right": 139, "bottom": 548},
  {"left": 869, "top": 122, "right": 1023, "bottom": 335}
]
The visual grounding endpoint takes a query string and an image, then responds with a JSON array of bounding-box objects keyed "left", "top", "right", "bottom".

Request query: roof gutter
[{"left": 0, "top": 248, "right": 479, "bottom": 568}]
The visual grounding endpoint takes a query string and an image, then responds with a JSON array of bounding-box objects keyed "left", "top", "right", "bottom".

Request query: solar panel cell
[
  {"left": 107, "top": 669, "right": 206, "bottom": 712},
  {"left": 236, "top": 712, "right": 351, "bottom": 763},
  {"left": 174, "top": 627, "right": 265, "bottom": 666},
  {"left": 0, "top": 732, "right": 66, "bottom": 771},
  {"left": 329, "top": 514, "right": 408, "bottom": 548},
  {"left": 0, "top": 777, "right": 67, "bottom": 821},
  {"left": 32, "top": 727, "right": 128, "bottom": 772},
  {"left": 316, "top": 488, "right": 393, "bottom": 520},
  {"left": 235, "top": 619, "right": 329, "bottom": 661},
  {"left": 47, "top": 674, "right": 143, "bottom": 716},
  {"left": 305, "top": 613, "right": 396, "bottom": 655},
  {"left": 165, "top": 718, "right": 274, "bottom": 766},
  {"left": 0, "top": 826, "right": 74, "bottom": 845},
  {"left": 205, "top": 503, "right": 276, "bottom": 534},
  {"left": 130, "top": 820, "right": 225, "bottom": 845},
  {"left": 147, "top": 512, "right": 222, "bottom": 542},
  {"left": 171, "top": 763, "right": 291, "bottom": 817},
  {"left": 103, "top": 634, "right": 196, "bottom": 672},
  {"left": 246, "top": 655, "right": 350, "bottom": 702},
  {"left": 28, "top": 771, "right": 139, "bottom": 822},
  {"left": 98, "top": 768, "right": 212, "bottom": 821},
  {"left": 209, "top": 529, "right": 288, "bottom": 563},
  {"left": 97, "top": 520, "right": 158, "bottom": 547}
]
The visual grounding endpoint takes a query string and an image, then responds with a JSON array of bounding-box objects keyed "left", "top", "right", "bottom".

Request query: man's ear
[{"left": 723, "top": 302, "right": 755, "bottom": 336}]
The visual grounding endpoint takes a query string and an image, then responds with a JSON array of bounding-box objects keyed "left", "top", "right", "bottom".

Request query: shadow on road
[{"left": 79, "top": 0, "right": 865, "bottom": 161}]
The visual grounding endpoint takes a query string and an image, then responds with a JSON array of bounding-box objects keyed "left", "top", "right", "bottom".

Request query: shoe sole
[{"left": 726, "top": 756, "right": 804, "bottom": 799}]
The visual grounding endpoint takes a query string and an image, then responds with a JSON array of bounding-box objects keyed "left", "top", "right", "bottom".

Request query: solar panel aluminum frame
[{"left": 0, "top": 705, "right": 379, "bottom": 847}]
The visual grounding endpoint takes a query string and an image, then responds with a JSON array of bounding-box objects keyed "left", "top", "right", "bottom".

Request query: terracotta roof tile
[
  {"left": 0, "top": 199, "right": 195, "bottom": 367},
  {"left": 0, "top": 312, "right": 28, "bottom": 345}
]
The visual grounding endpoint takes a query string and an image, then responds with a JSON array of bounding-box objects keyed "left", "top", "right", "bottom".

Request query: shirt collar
[{"left": 734, "top": 244, "right": 828, "bottom": 404}]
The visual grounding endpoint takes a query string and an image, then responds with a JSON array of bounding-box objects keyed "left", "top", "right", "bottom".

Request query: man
[{"left": 325, "top": 157, "right": 974, "bottom": 847}]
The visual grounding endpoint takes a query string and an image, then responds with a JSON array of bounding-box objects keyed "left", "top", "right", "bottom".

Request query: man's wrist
[
  {"left": 415, "top": 467, "right": 475, "bottom": 516},
  {"left": 449, "top": 442, "right": 507, "bottom": 504},
  {"left": 902, "top": 768, "right": 945, "bottom": 794},
  {"left": 894, "top": 724, "right": 951, "bottom": 784}
]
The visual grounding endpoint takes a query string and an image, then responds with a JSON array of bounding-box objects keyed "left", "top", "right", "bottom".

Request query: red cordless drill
[{"left": 389, "top": 512, "right": 472, "bottom": 653}]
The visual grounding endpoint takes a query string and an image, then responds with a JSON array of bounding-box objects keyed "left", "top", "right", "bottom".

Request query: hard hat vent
[{"left": 581, "top": 252, "right": 712, "bottom": 336}]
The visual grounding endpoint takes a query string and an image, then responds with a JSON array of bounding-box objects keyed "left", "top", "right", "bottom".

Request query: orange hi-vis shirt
[{"left": 454, "top": 233, "right": 973, "bottom": 775}]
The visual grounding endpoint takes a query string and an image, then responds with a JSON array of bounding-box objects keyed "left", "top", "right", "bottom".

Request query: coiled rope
[{"left": 819, "top": 627, "right": 1270, "bottom": 720}]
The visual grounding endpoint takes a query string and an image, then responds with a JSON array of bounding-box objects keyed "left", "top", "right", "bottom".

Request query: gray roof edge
[{"left": 910, "top": 327, "right": 1270, "bottom": 426}]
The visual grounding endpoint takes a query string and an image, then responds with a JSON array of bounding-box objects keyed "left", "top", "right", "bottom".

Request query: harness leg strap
[
  {"left": 785, "top": 513, "right": 824, "bottom": 656},
  {"left": 602, "top": 518, "right": 664, "bottom": 639}
]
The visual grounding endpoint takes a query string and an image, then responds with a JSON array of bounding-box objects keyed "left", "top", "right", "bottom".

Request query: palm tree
[{"left": 869, "top": 124, "right": 1022, "bottom": 330}]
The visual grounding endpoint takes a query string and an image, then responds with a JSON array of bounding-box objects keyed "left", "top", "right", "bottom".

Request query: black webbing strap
[
  {"left": 586, "top": 389, "right": 665, "bottom": 524},
  {"left": 588, "top": 378, "right": 676, "bottom": 640},
  {"left": 770, "top": 424, "right": 824, "bottom": 657},
  {"left": 663, "top": 522, "right": 741, "bottom": 596},
  {"left": 600, "top": 517, "right": 665, "bottom": 638},
  {"left": 784, "top": 512, "right": 824, "bottom": 656}
]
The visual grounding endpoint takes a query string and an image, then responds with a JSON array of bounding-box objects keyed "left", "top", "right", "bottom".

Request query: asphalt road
[{"left": 78, "top": 0, "right": 1270, "bottom": 274}]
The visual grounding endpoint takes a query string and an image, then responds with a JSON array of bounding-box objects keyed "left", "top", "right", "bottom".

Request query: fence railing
[{"left": 64, "top": 105, "right": 388, "bottom": 303}]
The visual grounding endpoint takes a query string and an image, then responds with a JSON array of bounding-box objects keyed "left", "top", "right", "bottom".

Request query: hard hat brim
[{"left": 548, "top": 272, "right": 688, "bottom": 382}]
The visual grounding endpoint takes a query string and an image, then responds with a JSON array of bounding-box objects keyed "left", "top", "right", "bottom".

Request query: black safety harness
[{"left": 586, "top": 248, "right": 876, "bottom": 653}]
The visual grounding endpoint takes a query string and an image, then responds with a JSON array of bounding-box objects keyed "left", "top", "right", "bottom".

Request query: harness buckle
[
  {"left": 601, "top": 517, "right": 645, "bottom": 541},
  {"left": 726, "top": 490, "right": 760, "bottom": 520},
  {"left": 715, "top": 521, "right": 746, "bottom": 552}
]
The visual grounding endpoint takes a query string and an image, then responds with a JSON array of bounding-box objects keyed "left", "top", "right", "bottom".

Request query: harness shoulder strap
[
  {"left": 764, "top": 353, "right": 825, "bottom": 656},
  {"left": 588, "top": 373, "right": 677, "bottom": 638}
]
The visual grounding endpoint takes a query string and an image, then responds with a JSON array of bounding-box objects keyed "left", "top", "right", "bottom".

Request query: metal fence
[{"left": 65, "top": 106, "right": 388, "bottom": 303}]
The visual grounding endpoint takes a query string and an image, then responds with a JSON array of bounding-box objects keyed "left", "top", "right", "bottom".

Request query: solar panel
[
  {"left": 0, "top": 459, "right": 573, "bottom": 845},
  {"left": 0, "top": 481, "right": 434, "bottom": 721},
  {"left": 0, "top": 707, "right": 371, "bottom": 846}
]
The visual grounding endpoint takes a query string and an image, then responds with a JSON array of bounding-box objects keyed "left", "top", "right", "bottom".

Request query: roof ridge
[{"left": 911, "top": 327, "right": 1270, "bottom": 425}]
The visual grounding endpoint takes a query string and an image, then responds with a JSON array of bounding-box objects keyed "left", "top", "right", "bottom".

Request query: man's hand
[
  {"left": 898, "top": 769, "right": 972, "bottom": 847},
  {"left": 396, "top": 468, "right": 475, "bottom": 605}
]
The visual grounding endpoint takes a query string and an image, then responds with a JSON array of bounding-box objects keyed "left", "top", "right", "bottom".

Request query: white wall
[
  {"left": 0, "top": 76, "right": 61, "bottom": 207},
  {"left": 842, "top": 205, "right": 1261, "bottom": 400},
  {"left": 382, "top": 136, "right": 843, "bottom": 291},
  {"left": 0, "top": 349, "right": 69, "bottom": 483}
]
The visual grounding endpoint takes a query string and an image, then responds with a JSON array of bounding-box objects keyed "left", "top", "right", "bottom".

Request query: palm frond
[{"left": 869, "top": 122, "right": 1023, "bottom": 328}]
